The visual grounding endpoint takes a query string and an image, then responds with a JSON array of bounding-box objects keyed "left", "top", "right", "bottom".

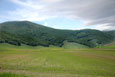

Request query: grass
[
  {"left": 0, "top": 72, "right": 26, "bottom": 77},
  {"left": 63, "top": 41, "right": 89, "bottom": 49},
  {"left": 99, "top": 45, "right": 115, "bottom": 48},
  {"left": 0, "top": 43, "right": 115, "bottom": 77}
]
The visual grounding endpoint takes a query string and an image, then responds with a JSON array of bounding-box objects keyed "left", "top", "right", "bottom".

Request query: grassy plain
[{"left": 0, "top": 43, "right": 115, "bottom": 77}]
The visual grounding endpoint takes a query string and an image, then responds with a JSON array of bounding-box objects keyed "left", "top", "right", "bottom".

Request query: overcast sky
[{"left": 0, "top": 0, "right": 115, "bottom": 30}]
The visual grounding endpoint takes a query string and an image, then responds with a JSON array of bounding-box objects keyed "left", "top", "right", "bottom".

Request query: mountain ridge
[{"left": 0, "top": 21, "right": 114, "bottom": 48}]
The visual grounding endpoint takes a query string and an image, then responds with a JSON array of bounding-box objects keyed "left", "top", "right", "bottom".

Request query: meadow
[{"left": 0, "top": 43, "right": 115, "bottom": 77}]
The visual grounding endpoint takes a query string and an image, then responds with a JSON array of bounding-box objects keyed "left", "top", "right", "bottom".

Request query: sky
[{"left": 0, "top": 0, "right": 115, "bottom": 30}]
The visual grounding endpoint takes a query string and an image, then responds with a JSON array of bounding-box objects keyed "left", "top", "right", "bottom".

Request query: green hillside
[
  {"left": 0, "top": 21, "right": 114, "bottom": 48},
  {"left": 104, "top": 30, "right": 115, "bottom": 41},
  {"left": 63, "top": 41, "right": 89, "bottom": 49},
  {"left": 97, "top": 42, "right": 115, "bottom": 48}
]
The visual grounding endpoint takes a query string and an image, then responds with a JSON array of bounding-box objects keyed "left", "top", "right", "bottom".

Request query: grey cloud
[{"left": 44, "top": 0, "right": 115, "bottom": 28}]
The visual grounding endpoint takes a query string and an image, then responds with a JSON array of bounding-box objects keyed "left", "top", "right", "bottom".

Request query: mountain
[{"left": 0, "top": 21, "right": 114, "bottom": 47}]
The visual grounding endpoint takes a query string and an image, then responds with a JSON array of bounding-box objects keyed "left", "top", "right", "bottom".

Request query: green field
[{"left": 0, "top": 43, "right": 115, "bottom": 77}]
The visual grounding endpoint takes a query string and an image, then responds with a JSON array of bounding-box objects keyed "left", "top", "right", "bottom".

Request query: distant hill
[
  {"left": 103, "top": 30, "right": 115, "bottom": 40},
  {"left": 0, "top": 21, "right": 114, "bottom": 48}
]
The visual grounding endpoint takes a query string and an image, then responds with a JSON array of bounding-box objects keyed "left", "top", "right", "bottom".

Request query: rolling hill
[{"left": 0, "top": 21, "right": 114, "bottom": 48}]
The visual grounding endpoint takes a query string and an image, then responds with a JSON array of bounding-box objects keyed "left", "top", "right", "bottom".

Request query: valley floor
[{"left": 0, "top": 43, "right": 115, "bottom": 77}]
